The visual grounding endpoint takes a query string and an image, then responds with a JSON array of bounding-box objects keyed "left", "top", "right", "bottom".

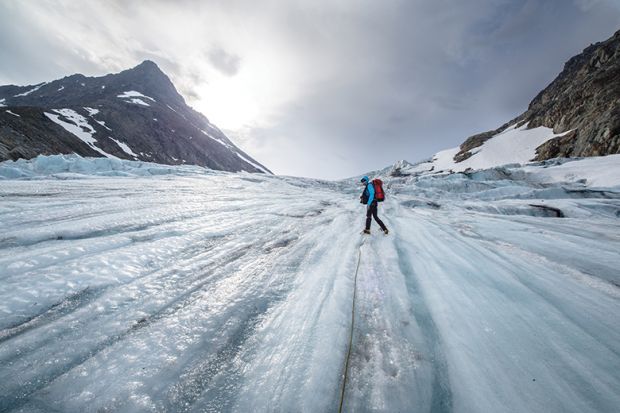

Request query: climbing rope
[{"left": 338, "top": 237, "right": 366, "bottom": 413}]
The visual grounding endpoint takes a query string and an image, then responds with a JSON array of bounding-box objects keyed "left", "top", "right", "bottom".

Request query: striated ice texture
[{"left": 0, "top": 155, "right": 619, "bottom": 412}]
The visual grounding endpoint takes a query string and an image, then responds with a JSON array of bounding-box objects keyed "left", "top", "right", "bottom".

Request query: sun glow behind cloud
[
  {"left": 195, "top": 72, "right": 260, "bottom": 130},
  {"left": 191, "top": 44, "right": 302, "bottom": 133},
  {"left": 7, "top": 0, "right": 306, "bottom": 142}
]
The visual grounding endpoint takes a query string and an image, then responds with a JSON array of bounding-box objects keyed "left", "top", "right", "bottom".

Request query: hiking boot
[{"left": 363, "top": 229, "right": 371, "bottom": 234}]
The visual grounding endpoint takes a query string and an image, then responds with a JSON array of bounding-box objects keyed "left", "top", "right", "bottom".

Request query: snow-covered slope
[
  {"left": 402, "top": 122, "right": 572, "bottom": 175},
  {"left": 1, "top": 156, "right": 619, "bottom": 412},
  {"left": 434, "top": 123, "right": 571, "bottom": 172}
]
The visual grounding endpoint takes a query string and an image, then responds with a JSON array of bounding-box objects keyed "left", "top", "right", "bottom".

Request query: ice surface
[
  {"left": 523, "top": 154, "right": 620, "bottom": 188},
  {"left": 0, "top": 155, "right": 213, "bottom": 180},
  {"left": 0, "top": 155, "right": 619, "bottom": 412}
]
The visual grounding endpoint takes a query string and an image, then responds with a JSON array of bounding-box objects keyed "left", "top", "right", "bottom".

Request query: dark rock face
[
  {"left": 454, "top": 29, "right": 620, "bottom": 163},
  {"left": 0, "top": 61, "right": 271, "bottom": 173}
]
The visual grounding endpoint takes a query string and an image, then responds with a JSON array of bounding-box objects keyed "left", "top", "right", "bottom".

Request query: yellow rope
[{"left": 338, "top": 237, "right": 365, "bottom": 413}]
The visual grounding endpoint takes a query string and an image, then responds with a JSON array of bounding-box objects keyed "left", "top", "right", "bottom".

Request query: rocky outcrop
[
  {"left": 0, "top": 61, "right": 271, "bottom": 173},
  {"left": 454, "top": 29, "right": 620, "bottom": 163}
]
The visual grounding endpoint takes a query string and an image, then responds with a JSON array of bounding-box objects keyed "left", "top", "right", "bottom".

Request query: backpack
[{"left": 372, "top": 179, "right": 385, "bottom": 202}]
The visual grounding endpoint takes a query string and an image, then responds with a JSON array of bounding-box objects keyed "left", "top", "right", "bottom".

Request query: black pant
[{"left": 366, "top": 201, "right": 387, "bottom": 231}]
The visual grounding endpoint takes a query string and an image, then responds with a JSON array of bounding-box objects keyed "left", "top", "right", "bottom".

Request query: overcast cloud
[{"left": 1, "top": 0, "right": 619, "bottom": 179}]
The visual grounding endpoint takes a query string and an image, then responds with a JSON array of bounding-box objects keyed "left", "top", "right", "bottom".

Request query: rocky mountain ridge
[
  {"left": 454, "top": 29, "right": 620, "bottom": 164},
  {"left": 0, "top": 61, "right": 271, "bottom": 173}
]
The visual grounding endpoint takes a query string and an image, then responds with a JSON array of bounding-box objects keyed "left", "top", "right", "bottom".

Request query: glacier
[{"left": 0, "top": 154, "right": 619, "bottom": 412}]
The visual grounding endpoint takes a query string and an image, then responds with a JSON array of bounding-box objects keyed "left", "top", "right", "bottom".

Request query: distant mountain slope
[
  {"left": 448, "top": 29, "right": 620, "bottom": 170},
  {"left": 0, "top": 61, "right": 271, "bottom": 173},
  {"left": 369, "top": 123, "right": 574, "bottom": 178}
]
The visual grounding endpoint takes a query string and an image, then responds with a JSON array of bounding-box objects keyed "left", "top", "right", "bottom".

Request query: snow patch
[
  {"left": 117, "top": 91, "right": 155, "bottom": 101},
  {"left": 167, "top": 104, "right": 187, "bottom": 119},
  {"left": 124, "top": 98, "right": 150, "bottom": 107},
  {"left": 83, "top": 107, "right": 99, "bottom": 116},
  {"left": 5, "top": 110, "right": 20, "bottom": 117},
  {"left": 117, "top": 91, "right": 155, "bottom": 107},
  {"left": 13, "top": 82, "right": 46, "bottom": 97},
  {"left": 58, "top": 86, "right": 65, "bottom": 91},
  {"left": 0, "top": 98, "right": 6, "bottom": 107},
  {"left": 201, "top": 129, "right": 231, "bottom": 148},
  {"left": 236, "top": 152, "right": 270, "bottom": 174},
  {"left": 44, "top": 109, "right": 115, "bottom": 158},
  {"left": 109, "top": 138, "right": 139, "bottom": 158},
  {"left": 83, "top": 107, "right": 110, "bottom": 130}
]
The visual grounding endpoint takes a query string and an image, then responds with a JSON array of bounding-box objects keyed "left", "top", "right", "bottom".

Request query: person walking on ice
[{"left": 360, "top": 176, "right": 388, "bottom": 235}]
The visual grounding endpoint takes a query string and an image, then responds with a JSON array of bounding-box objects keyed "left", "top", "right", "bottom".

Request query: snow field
[{"left": 424, "top": 123, "right": 577, "bottom": 174}]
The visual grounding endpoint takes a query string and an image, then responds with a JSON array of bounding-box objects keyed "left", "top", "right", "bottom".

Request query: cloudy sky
[{"left": 1, "top": 0, "right": 619, "bottom": 179}]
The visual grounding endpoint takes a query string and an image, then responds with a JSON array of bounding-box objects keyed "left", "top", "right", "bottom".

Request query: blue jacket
[
  {"left": 366, "top": 182, "right": 375, "bottom": 205},
  {"left": 362, "top": 176, "right": 374, "bottom": 206}
]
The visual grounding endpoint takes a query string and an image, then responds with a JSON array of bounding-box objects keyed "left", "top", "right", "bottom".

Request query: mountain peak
[
  {"left": 113, "top": 59, "right": 182, "bottom": 103},
  {"left": 123, "top": 59, "right": 168, "bottom": 81},
  {"left": 0, "top": 62, "right": 272, "bottom": 174},
  {"left": 131, "top": 60, "right": 163, "bottom": 74}
]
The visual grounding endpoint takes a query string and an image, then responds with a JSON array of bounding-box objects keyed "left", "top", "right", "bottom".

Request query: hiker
[{"left": 360, "top": 176, "right": 388, "bottom": 235}]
